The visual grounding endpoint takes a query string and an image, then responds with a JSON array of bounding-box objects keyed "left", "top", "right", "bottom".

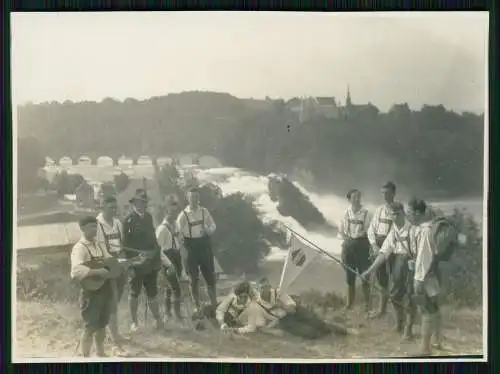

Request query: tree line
[{"left": 18, "top": 91, "right": 484, "bottom": 199}]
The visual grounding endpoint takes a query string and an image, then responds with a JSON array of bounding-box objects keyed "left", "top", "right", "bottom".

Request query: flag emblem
[
  {"left": 291, "top": 248, "right": 306, "bottom": 266},
  {"left": 278, "top": 232, "right": 320, "bottom": 293}
]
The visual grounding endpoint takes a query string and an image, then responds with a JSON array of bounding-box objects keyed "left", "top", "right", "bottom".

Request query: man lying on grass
[{"left": 215, "top": 279, "right": 352, "bottom": 339}]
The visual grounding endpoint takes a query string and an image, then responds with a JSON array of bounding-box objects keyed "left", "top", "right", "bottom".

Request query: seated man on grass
[
  {"left": 253, "top": 278, "right": 351, "bottom": 340},
  {"left": 215, "top": 281, "right": 259, "bottom": 334}
]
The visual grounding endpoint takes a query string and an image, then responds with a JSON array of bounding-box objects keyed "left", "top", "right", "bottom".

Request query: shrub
[
  {"left": 17, "top": 252, "right": 80, "bottom": 304},
  {"left": 52, "top": 171, "right": 86, "bottom": 197},
  {"left": 440, "top": 209, "right": 483, "bottom": 307},
  {"left": 209, "top": 192, "right": 272, "bottom": 274}
]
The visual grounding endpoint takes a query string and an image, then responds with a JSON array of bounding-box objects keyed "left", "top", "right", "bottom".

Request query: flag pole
[
  {"left": 282, "top": 225, "right": 413, "bottom": 312},
  {"left": 283, "top": 224, "right": 361, "bottom": 278},
  {"left": 278, "top": 239, "right": 292, "bottom": 290}
]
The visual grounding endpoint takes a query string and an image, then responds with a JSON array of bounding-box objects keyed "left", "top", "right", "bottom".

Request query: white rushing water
[{"left": 44, "top": 163, "right": 484, "bottom": 264}]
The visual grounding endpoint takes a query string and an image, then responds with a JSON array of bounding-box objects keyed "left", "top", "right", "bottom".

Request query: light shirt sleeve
[
  {"left": 367, "top": 207, "right": 379, "bottom": 246},
  {"left": 176, "top": 210, "right": 189, "bottom": 238},
  {"left": 363, "top": 209, "right": 373, "bottom": 236},
  {"left": 414, "top": 226, "right": 435, "bottom": 282},
  {"left": 277, "top": 290, "right": 297, "bottom": 311},
  {"left": 338, "top": 210, "right": 348, "bottom": 241},
  {"left": 117, "top": 219, "right": 124, "bottom": 243},
  {"left": 156, "top": 224, "right": 173, "bottom": 266},
  {"left": 379, "top": 228, "right": 396, "bottom": 259},
  {"left": 70, "top": 243, "right": 91, "bottom": 281},
  {"left": 216, "top": 294, "right": 235, "bottom": 325},
  {"left": 156, "top": 224, "right": 171, "bottom": 250},
  {"left": 203, "top": 208, "right": 217, "bottom": 235}
]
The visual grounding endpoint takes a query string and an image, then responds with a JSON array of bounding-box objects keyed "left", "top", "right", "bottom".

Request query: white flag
[{"left": 278, "top": 233, "right": 320, "bottom": 293}]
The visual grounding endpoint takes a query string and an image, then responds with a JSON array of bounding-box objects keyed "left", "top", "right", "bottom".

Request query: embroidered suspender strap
[
  {"left": 167, "top": 224, "right": 177, "bottom": 250},
  {"left": 81, "top": 242, "right": 100, "bottom": 260},
  {"left": 375, "top": 207, "right": 382, "bottom": 233},
  {"left": 116, "top": 220, "right": 122, "bottom": 243},
  {"left": 98, "top": 222, "right": 111, "bottom": 253},
  {"left": 408, "top": 227, "right": 417, "bottom": 258},
  {"left": 184, "top": 211, "right": 192, "bottom": 238},
  {"left": 184, "top": 209, "right": 206, "bottom": 238}
]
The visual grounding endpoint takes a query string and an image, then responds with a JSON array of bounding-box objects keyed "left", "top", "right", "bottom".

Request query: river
[{"left": 44, "top": 163, "right": 484, "bottom": 264}]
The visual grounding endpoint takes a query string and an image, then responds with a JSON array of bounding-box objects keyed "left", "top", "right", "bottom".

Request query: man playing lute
[{"left": 70, "top": 216, "right": 119, "bottom": 357}]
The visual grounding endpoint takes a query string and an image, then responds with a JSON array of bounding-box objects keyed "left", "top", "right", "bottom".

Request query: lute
[{"left": 80, "top": 256, "right": 142, "bottom": 291}]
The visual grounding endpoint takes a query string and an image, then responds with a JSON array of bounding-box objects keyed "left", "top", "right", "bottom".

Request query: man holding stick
[
  {"left": 362, "top": 202, "right": 417, "bottom": 340},
  {"left": 367, "top": 181, "right": 397, "bottom": 319},
  {"left": 156, "top": 196, "right": 188, "bottom": 323},
  {"left": 176, "top": 187, "right": 218, "bottom": 317}
]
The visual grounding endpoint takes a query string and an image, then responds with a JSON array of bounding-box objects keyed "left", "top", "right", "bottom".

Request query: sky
[{"left": 11, "top": 11, "right": 488, "bottom": 114}]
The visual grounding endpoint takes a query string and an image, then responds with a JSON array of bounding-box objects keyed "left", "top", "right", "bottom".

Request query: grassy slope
[{"left": 15, "top": 299, "right": 483, "bottom": 359}]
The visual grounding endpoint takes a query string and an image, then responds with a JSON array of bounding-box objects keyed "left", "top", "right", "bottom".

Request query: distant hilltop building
[{"left": 286, "top": 85, "right": 378, "bottom": 123}]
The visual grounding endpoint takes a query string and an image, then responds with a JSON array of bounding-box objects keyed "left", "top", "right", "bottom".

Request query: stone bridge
[{"left": 45, "top": 153, "right": 222, "bottom": 168}]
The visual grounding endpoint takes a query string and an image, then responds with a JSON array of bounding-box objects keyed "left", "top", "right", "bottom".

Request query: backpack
[{"left": 429, "top": 217, "right": 460, "bottom": 263}]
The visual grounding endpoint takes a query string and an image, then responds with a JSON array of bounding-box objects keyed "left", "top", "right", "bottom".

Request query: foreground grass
[{"left": 15, "top": 293, "right": 483, "bottom": 360}]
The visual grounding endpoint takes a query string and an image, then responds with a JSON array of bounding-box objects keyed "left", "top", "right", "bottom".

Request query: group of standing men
[
  {"left": 338, "top": 182, "right": 447, "bottom": 356},
  {"left": 70, "top": 186, "right": 218, "bottom": 357}
]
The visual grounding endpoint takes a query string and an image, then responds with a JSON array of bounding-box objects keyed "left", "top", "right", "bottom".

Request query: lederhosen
[
  {"left": 79, "top": 242, "right": 113, "bottom": 332},
  {"left": 98, "top": 221, "right": 127, "bottom": 305},
  {"left": 341, "top": 210, "right": 371, "bottom": 286},
  {"left": 160, "top": 223, "right": 183, "bottom": 297},
  {"left": 389, "top": 228, "right": 415, "bottom": 308},
  {"left": 182, "top": 209, "right": 216, "bottom": 287},
  {"left": 374, "top": 209, "right": 394, "bottom": 289},
  {"left": 123, "top": 211, "right": 161, "bottom": 299}
]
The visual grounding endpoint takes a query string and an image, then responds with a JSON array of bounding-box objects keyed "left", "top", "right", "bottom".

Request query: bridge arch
[
  {"left": 96, "top": 156, "right": 115, "bottom": 167},
  {"left": 76, "top": 155, "right": 93, "bottom": 166},
  {"left": 59, "top": 156, "right": 74, "bottom": 166}
]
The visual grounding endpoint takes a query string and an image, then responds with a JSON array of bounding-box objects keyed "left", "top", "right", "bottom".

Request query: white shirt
[
  {"left": 413, "top": 221, "right": 441, "bottom": 297},
  {"left": 216, "top": 292, "right": 254, "bottom": 332},
  {"left": 367, "top": 204, "right": 394, "bottom": 245},
  {"left": 338, "top": 206, "right": 372, "bottom": 240},
  {"left": 70, "top": 236, "right": 111, "bottom": 281},
  {"left": 414, "top": 222, "right": 435, "bottom": 282},
  {"left": 96, "top": 212, "right": 123, "bottom": 255},
  {"left": 176, "top": 205, "right": 217, "bottom": 239},
  {"left": 156, "top": 219, "right": 182, "bottom": 267},
  {"left": 379, "top": 220, "right": 416, "bottom": 258}
]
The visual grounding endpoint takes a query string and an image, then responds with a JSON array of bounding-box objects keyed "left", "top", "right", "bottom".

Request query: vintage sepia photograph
[{"left": 12, "top": 11, "right": 488, "bottom": 362}]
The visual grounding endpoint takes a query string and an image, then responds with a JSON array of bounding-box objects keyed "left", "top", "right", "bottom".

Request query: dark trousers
[
  {"left": 374, "top": 236, "right": 394, "bottom": 289},
  {"left": 341, "top": 236, "right": 371, "bottom": 286},
  {"left": 184, "top": 236, "right": 216, "bottom": 287},
  {"left": 278, "top": 305, "right": 333, "bottom": 340},
  {"left": 129, "top": 269, "right": 159, "bottom": 299},
  {"left": 80, "top": 280, "right": 113, "bottom": 332},
  {"left": 413, "top": 275, "right": 440, "bottom": 314},
  {"left": 390, "top": 254, "right": 414, "bottom": 308},
  {"left": 163, "top": 266, "right": 182, "bottom": 314}
]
